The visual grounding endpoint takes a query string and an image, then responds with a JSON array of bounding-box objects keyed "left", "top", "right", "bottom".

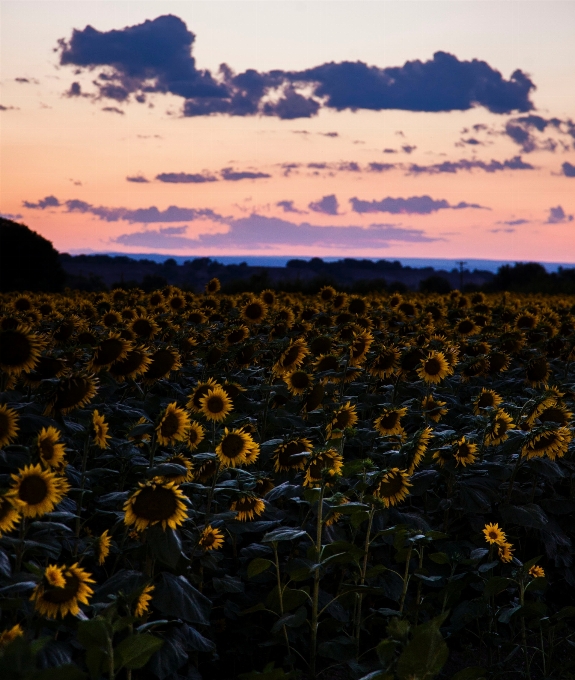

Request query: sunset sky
[{"left": 1, "top": 1, "right": 574, "bottom": 262}]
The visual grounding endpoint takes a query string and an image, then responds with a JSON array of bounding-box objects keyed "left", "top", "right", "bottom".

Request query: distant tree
[
  {"left": 488, "top": 262, "right": 549, "bottom": 292},
  {"left": 419, "top": 275, "right": 453, "bottom": 294},
  {"left": 0, "top": 217, "right": 66, "bottom": 292}
]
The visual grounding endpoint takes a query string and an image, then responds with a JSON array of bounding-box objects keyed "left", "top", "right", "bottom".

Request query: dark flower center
[
  {"left": 132, "top": 486, "right": 178, "bottom": 521},
  {"left": 18, "top": 475, "right": 48, "bottom": 505}
]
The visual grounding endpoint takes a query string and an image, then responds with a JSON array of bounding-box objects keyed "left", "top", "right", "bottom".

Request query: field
[{"left": 1, "top": 284, "right": 574, "bottom": 680}]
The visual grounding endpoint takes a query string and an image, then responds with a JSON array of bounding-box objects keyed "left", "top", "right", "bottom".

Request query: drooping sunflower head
[
  {"left": 22, "top": 355, "right": 67, "bottom": 387},
  {"left": 473, "top": 388, "right": 503, "bottom": 415},
  {"left": 134, "top": 584, "right": 155, "bottom": 617},
  {"left": 535, "top": 404, "right": 573, "bottom": 427},
  {"left": 483, "top": 522, "right": 507, "bottom": 546},
  {"left": 349, "top": 331, "right": 373, "bottom": 366},
  {"left": 36, "top": 426, "right": 66, "bottom": 469},
  {"left": 273, "top": 438, "right": 313, "bottom": 472},
  {"left": 88, "top": 334, "right": 132, "bottom": 373},
  {"left": 187, "top": 377, "right": 220, "bottom": 412},
  {"left": 310, "top": 335, "right": 333, "bottom": 356},
  {"left": 374, "top": 407, "right": 407, "bottom": 437},
  {"left": 453, "top": 437, "right": 478, "bottom": 467},
  {"left": 522, "top": 426, "right": 572, "bottom": 461},
  {"left": 421, "top": 395, "right": 448, "bottom": 423},
  {"left": 0, "top": 624, "right": 24, "bottom": 648},
  {"left": 216, "top": 428, "right": 252, "bottom": 468},
  {"left": 109, "top": 348, "right": 151, "bottom": 382},
  {"left": 199, "top": 525, "right": 225, "bottom": 551},
  {"left": 0, "top": 325, "right": 44, "bottom": 376},
  {"left": 498, "top": 542, "right": 515, "bottom": 563},
  {"left": 142, "top": 348, "right": 181, "bottom": 383},
  {"left": 284, "top": 370, "right": 314, "bottom": 396},
  {"left": 230, "top": 494, "right": 266, "bottom": 522},
  {"left": 318, "top": 286, "right": 336, "bottom": 303},
  {"left": 432, "top": 448, "right": 452, "bottom": 468},
  {"left": 195, "top": 458, "right": 219, "bottom": 483},
  {"left": 525, "top": 396, "right": 558, "bottom": 427},
  {"left": 0, "top": 494, "right": 21, "bottom": 537},
  {"left": 92, "top": 410, "right": 111, "bottom": 449},
  {"left": 241, "top": 299, "right": 268, "bottom": 325},
  {"left": 156, "top": 403, "right": 191, "bottom": 446},
  {"left": 205, "top": 277, "right": 221, "bottom": 294},
  {"left": 405, "top": 427, "right": 433, "bottom": 475},
  {"left": 200, "top": 386, "right": 233, "bottom": 423},
  {"left": 273, "top": 339, "right": 309, "bottom": 375},
  {"left": 95, "top": 529, "right": 112, "bottom": 565},
  {"left": 528, "top": 565, "right": 545, "bottom": 579},
  {"left": 416, "top": 351, "right": 452, "bottom": 384},
  {"left": 0, "top": 404, "right": 19, "bottom": 449},
  {"left": 327, "top": 402, "right": 358, "bottom": 439},
  {"left": 161, "top": 454, "right": 194, "bottom": 485},
  {"left": 304, "top": 448, "right": 343, "bottom": 487},
  {"left": 31, "top": 563, "right": 95, "bottom": 619},
  {"left": 124, "top": 478, "right": 188, "bottom": 531},
  {"left": 313, "top": 354, "right": 341, "bottom": 378},
  {"left": 187, "top": 421, "right": 206, "bottom": 451},
  {"left": 130, "top": 315, "right": 159, "bottom": 341},
  {"left": 49, "top": 374, "right": 98, "bottom": 415},
  {"left": 226, "top": 325, "right": 250, "bottom": 346},
  {"left": 485, "top": 410, "right": 515, "bottom": 446},
  {"left": 9, "top": 464, "right": 69, "bottom": 518},
  {"left": 372, "top": 468, "right": 411, "bottom": 508},
  {"left": 254, "top": 476, "right": 275, "bottom": 496},
  {"left": 526, "top": 357, "right": 550, "bottom": 387},
  {"left": 369, "top": 346, "right": 400, "bottom": 379}
]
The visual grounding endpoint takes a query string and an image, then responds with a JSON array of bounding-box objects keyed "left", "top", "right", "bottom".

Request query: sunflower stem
[
  {"left": 310, "top": 483, "right": 325, "bottom": 678},
  {"left": 74, "top": 437, "right": 90, "bottom": 554},
  {"left": 204, "top": 460, "right": 221, "bottom": 524},
  {"left": 273, "top": 542, "right": 295, "bottom": 672},
  {"left": 148, "top": 431, "right": 157, "bottom": 469},
  {"left": 398, "top": 545, "right": 413, "bottom": 616},
  {"left": 354, "top": 505, "right": 375, "bottom": 656}
]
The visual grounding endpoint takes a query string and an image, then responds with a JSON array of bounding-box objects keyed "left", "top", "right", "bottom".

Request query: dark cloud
[
  {"left": 368, "top": 162, "right": 395, "bottom": 173},
  {"left": 503, "top": 115, "right": 575, "bottom": 152},
  {"left": 114, "top": 213, "right": 438, "bottom": 250},
  {"left": 0, "top": 212, "right": 23, "bottom": 220},
  {"left": 459, "top": 138, "right": 483, "bottom": 146},
  {"left": 23, "top": 195, "right": 225, "bottom": 224},
  {"left": 126, "top": 175, "right": 150, "bottom": 183},
  {"left": 350, "top": 195, "right": 488, "bottom": 215},
  {"left": 407, "top": 155, "right": 533, "bottom": 174},
  {"left": 308, "top": 195, "right": 340, "bottom": 215},
  {"left": 546, "top": 206, "right": 573, "bottom": 224},
  {"left": 102, "top": 106, "right": 124, "bottom": 114},
  {"left": 59, "top": 15, "right": 535, "bottom": 119},
  {"left": 498, "top": 219, "right": 530, "bottom": 226},
  {"left": 383, "top": 148, "right": 397, "bottom": 154},
  {"left": 490, "top": 228, "right": 515, "bottom": 233},
  {"left": 322, "top": 132, "right": 339, "bottom": 138},
  {"left": 156, "top": 172, "right": 217, "bottom": 184},
  {"left": 220, "top": 168, "right": 271, "bottom": 181},
  {"left": 15, "top": 77, "right": 39, "bottom": 84},
  {"left": 0, "top": 105, "right": 18, "bottom": 111},
  {"left": 402, "top": 145, "right": 417, "bottom": 154},
  {"left": 64, "top": 81, "right": 89, "bottom": 98},
  {"left": 562, "top": 162, "right": 575, "bottom": 178},
  {"left": 276, "top": 200, "right": 306, "bottom": 214}
]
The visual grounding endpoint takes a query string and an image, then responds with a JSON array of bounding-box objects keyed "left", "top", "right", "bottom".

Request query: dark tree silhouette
[{"left": 0, "top": 217, "right": 66, "bottom": 292}]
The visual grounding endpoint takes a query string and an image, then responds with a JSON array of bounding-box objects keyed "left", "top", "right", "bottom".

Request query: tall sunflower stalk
[{"left": 310, "top": 481, "right": 325, "bottom": 678}]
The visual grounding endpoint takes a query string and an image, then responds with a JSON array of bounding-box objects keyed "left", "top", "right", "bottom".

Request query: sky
[{"left": 1, "top": 0, "right": 574, "bottom": 262}]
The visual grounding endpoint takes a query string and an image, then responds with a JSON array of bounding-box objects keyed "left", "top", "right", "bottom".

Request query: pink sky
[{"left": 1, "top": 1, "right": 574, "bottom": 262}]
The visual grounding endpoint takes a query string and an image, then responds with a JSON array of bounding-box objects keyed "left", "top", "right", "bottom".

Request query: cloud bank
[{"left": 349, "top": 195, "right": 488, "bottom": 215}]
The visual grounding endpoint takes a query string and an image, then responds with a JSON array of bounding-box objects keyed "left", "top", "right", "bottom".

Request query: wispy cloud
[{"left": 350, "top": 195, "right": 489, "bottom": 215}]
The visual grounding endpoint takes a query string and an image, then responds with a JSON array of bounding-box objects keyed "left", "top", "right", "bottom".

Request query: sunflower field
[{"left": 1, "top": 283, "right": 575, "bottom": 680}]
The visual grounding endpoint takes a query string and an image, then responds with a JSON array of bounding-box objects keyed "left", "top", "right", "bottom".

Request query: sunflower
[
  {"left": 529, "top": 565, "right": 545, "bottom": 578},
  {"left": 454, "top": 438, "right": 478, "bottom": 467},
  {"left": 374, "top": 407, "right": 407, "bottom": 437},
  {"left": 483, "top": 523, "right": 507, "bottom": 546},
  {"left": 416, "top": 351, "right": 452, "bottom": 384},
  {"left": 168, "top": 295, "right": 186, "bottom": 313},
  {"left": 485, "top": 411, "right": 515, "bottom": 446},
  {"left": 432, "top": 448, "right": 452, "bottom": 468},
  {"left": 242, "top": 434, "right": 261, "bottom": 466},
  {"left": 143, "top": 348, "right": 181, "bottom": 383},
  {"left": 187, "top": 421, "right": 206, "bottom": 451},
  {"left": 349, "top": 331, "right": 373, "bottom": 366},
  {"left": 187, "top": 377, "right": 220, "bottom": 413},
  {"left": 422, "top": 395, "right": 448, "bottom": 423},
  {"left": 0, "top": 624, "right": 23, "bottom": 648},
  {"left": 199, "top": 525, "right": 225, "bottom": 551},
  {"left": 318, "top": 286, "right": 336, "bottom": 303},
  {"left": 162, "top": 454, "right": 194, "bottom": 484},
  {"left": 284, "top": 370, "right": 313, "bottom": 395},
  {"left": 372, "top": 468, "right": 412, "bottom": 508},
  {"left": 134, "top": 585, "right": 155, "bottom": 617},
  {"left": 156, "top": 403, "right": 191, "bottom": 447},
  {"left": 22, "top": 355, "right": 67, "bottom": 387},
  {"left": 9, "top": 464, "right": 69, "bottom": 518},
  {"left": 405, "top": 427, "right": 433, "bottom": 474},
  {"left": 195, "top": 459, "right": 219, "bottom": 483},
  {"left": 92, "top": 410, "right": 111, "bottom": 449},
  {"left": 226, "top": 325, "right": 250, "bottom": 345},
  {"left": 124, "top": 479, "right": 188, "bottom": 531},
  {"left": 216, "top": 428, "right": 257, "bottom": 468},
  {"left": 369, "top": 346, "right": 400, "bottom": 379},
  {"left": 525, "top": 396, "right": 558, "bottom": 427},
  {"left": 313, "top": 354, "right": 341, "bottom": 377},
  {"left": 0, "top": 326, "right": 44, "bottom": 375},
  {"left": 230, "top": 494, "right": 266, "bottom": 522},
  {"left": 303, "top": 383, "right": 325, "bottom": 414},
  {"left": 109, "top": 348, "right": 151, "bottom": 382},
  {"left": 0, "top": 494, "right": 21, "bottom": 536},
  {"left": 473, "top": 388, "right": 503, "bottom": 415},
  {"left": 88, "top": 334, "right": 132, "bottom": 372},
  {"left": 45, "top": 563, "right": 67, "bottom": 588},
  {"left": 242, "top": 299, "right": 268, "bottom": 325},
  {"left": 310, "top": 335, "right": 333, "bottom": 356},
  {"left": 200, "top": 386, "right": 233, "bottom": 422},
  {"left": 31, "top": 563, "right": 95, "bottom": 619},
  {"left": 535, "top": 404, "right": 573, "bottom": 426},
  {"left": 498, "top": 542, "right": 515, "bottom": 563},
  {"left": 187, "top": 309, "right": 208, "bottom": 325},
  {"left": 526, "top": 357, "right": 550, "bottom": 386},
  {"left": 0, "top": 404, "right": 19, "bottom": 449},
  {"left": 460, "top": 357, "right": 489, "bottom": 382},
  {"left": 130, "top": 316, "right": 159, "bottom": 340},
  {"left": 515, "top": 312, "right": 538, "bottom": 330},
  {"left": 327, "top": 402, "right": 358, "bottom": 439},
  {"left": 522, "top": 427, "right": 572, "bottom": 461},
  {"left": 50, "top": 374, "right": 98, "bottom": 415},
  {"left": 273, "top": 438, "right": 313, "bottom": 472},
  {"left": 36, "top": 426, "right": 66, "bottom": 469},
  {"left": 102, "top": 311, "right": 122, "bottom": 327},
  {"left": 254, "top": 476, "right": 275, "bottom": 496},
  {"left": 304, "top": 448, "right": 343, "bottom": 487},
  {"left": 486, "top": 352, "right": 511, "bottom": 375},
  {"left": 96, "top": 529, "right": 112, "bottom": 565},
  {"left": 443, "top": 344, "right": 460, "bottom": 368},
  {"left": 273, "top": 339, "right": 309, "bottom": 375}
]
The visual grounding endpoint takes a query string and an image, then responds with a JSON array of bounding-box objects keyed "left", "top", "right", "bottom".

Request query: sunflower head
[
  {"left": 9, "top": 464, "right": 69, "bottom": 518},
  {"left": 528, "top": 565, "right": 545, "bottom": 578},
  {"left": 0, "top": 404, "right": 19, "bottom": 449},
  {"left": 36, "top": 426, "right": 67, "bottom": 469},
  {"left": 304, "top": 448, "right": 343, "bottom": 487},
  {"left": 156, "top": 403, "right": 191, "bottom": 446},
  {"left": 473, "top": 388, "right": 503, "bottom": 415},
  {"left": 454, "top": 437, "right": 478, "bottom": 467},
  {"left": 284, "top": 370, "right": 313, "bottom": 395},
  {"left": 0, "top": 494, "right": 21, "bottom": 537},
  {"left": 273, "top": 339, "right": 309, "bottom": 375},
  {"left": 522, "top": 426, "right": 572, "bottom": 461},
  {"left": 216, "top": 428, "right": 255, "bottom": 468},
  {"left": 0, "top": 325, "right": 44, "bottom": 375},
  {"left": 187, "top": 378, "right": 220, "bottom": 412},
  {"left": 134, "top": 584, "right": 155, "bottom": 617},
  {"left": 49, "top": 374, "right": 98, "bottom": 415},
  {"left": 422, "top": 395, "right": 448, "bottom": 423},
  {"left": 498, "top": 542, "right": 514, "bottom": 564},
  {"left": 124, "top": 478, "right": 188, "bottom": 531},
  {"left": 0, "top": 624, "right": 24, "bottom": 648},
  {"left": 242, "top": 299, "right": 268, "bottom": 325},
  {"left": 273, "top": 438, "right": 313, "bottom": 472},
  {"left": 416, "top": 351, "right": 452, "bottom": 384},
  {"left": 143, "top": 348, "right": 181, "bottom": 383},
  {"left": 485, "top": 410, "right": 515, "bottom": 446},
  {"left": 230, "top": 494, "right": 266, "bottom": 522},
  {"left": 187, "top": 421, "right": 206, "bottom": 451},
  {"left": 96, "top": 529, "right": 112, "bottom": 565},
  {"left": 369, "top": 346, "right": 400, "bottom": 379},
  {"left": 92, "top": 410, "right": 111, "bottom": 449},
  {"left": 374, "top": 407, "right": 407, "bottom": 437},
  {"left": 199, "top": 525, "right": 225, "bottom": 551},
  {"left": 483, "top": 523, "right": 507, "bottom": 546},
  {"left": 109, "top": 348, "right": 151, "bottom": 382},
  {"left": 162, "top": 454, "right": 194, "bottom": 485},
  {"left": 31, "top": 563, "right": 95, "bottom": 619},
  {"left": 372, "top": 468, "right": 412, "bottom": 508},
  {"left": 327, "top": 402, "right": 358, "bottom": 439},
  {"left": 200, "top": 387, "right": 233, "bottom": 422}
]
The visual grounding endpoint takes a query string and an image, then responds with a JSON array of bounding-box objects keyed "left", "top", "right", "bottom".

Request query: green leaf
[
  {"left": 153, "top": 573, "right": 211, "bottom": 625},
  {"left": 525, "top": 577, "right": 547, "bottom": 593},
  {"left": 429, "top": 552, "right": 450, "bottom": 565},
  {"left": 247, "top": 558, "right": 273, "bottom": 578},
  {"left": 376, "top": 638, "right": 397, "bottom": 665},
  {"left": 396, "top": 624, "right": 449, "bottom": 680},
  {"left": 483, "top": 577, "right": 512, "bottom": 597},
  {"left": 114, "top": 633, "right": 163, "bottom": 671},
  {"left": 77, "top": 617, "right": 111, "bottom": 651},
  {"left": 262, "top": 528, "right": 308, "bottom": 543},
  {"left": 451, "top": 668, "right": 486, "bottom": 680}
]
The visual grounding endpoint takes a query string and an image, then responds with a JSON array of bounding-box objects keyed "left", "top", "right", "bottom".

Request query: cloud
[
  {"left": 402, "top": 145, "right": 416, "bottom": 154},
  {"left": 407, "top": 155, "right": 533, "bottom": 174},
  {"left": 383, "top": 148, "right": 397, "bottom": 154},
  {"left": 368, "top": 162, "right": 396, "bottom": 173},
  {"left": 562, "top": 161, "right": 575, "bottom": 178},
  {"left": 102, "top": 106, "right": 124, "bottom": 114},
  {"left": 546, "top": 206, "right": 573, "bottom": 224},
  {"left": 156, "top": 172, "right": 217, "bottom": 184},
  {"left": 490, "top": 228, "right": 515, "bottom": 233},
  {"left": 503, "top": 115, "right": 575, "bottom": 152},
  {"left": 498, "top": 218, "right": 530, "bottom": 226},
  {"left": 349, "top": 195, "right": 488, "bottom": 215},
  {"left": 23, "top": 195, "right": 225, "bottom": 223},
  {"left": 0, "top": 105, "right": 19, "bottom": 111},
  {"left": 0, "top": 212, "right": 23, "bottom": 221},
  {"left": 15, "top": 77, "right": 39, "bottom": 84},
  {"left": 58, "top": 15, "right": 535, "bottom": 119},
  {"left": 308, "top": 195, "right": 340, "bottom": 215},
  {"left": 277, "top": 200, "right": 306, "bottom": 214},
  {"left": 220, "top": 168, "right": 271, "bottom": 181},
  {"left": 114, "top": 213, "right": 438, "bottom": 250},
  {"left": 126, "top": 175, "right": 150, "bottom": 183}
]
